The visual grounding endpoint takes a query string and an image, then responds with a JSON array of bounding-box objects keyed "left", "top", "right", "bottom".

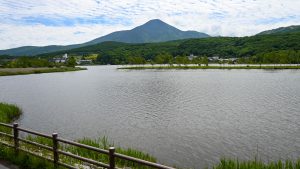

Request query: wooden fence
[{"left": 0, "top": 122, "right": 175, "bottom": 169}]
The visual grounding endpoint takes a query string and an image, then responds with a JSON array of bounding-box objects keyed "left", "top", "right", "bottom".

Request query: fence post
[
  {"left": 13, "top": 123, "right": 19, "bottom": 155},
  {"left": 109, "top": 147, "right": 115, "bottom": 169},
  {"left": 52, "top": 133, "right": 59, "bottom": 168}
]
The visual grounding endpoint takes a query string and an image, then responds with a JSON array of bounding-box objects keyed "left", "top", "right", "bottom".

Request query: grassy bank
[
  {"left": 0, "top": 67, "right": 86, "bottom": 76},
  {"left": 119, "top": 65, "right": 300, "bottom": 70},
  {"left": 0, "top": 103, "right": 21, "bottom": 123},
  {"left": 213, "top": 159, "right": 300, "bottom": 169}
]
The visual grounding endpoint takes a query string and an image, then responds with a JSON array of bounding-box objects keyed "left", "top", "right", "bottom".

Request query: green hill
[
  {"left": 257, "top": 25, "right": 300, "bottom": 35},
  {"left": 38, "top": 31, "right": 300, "bottom": 65}
]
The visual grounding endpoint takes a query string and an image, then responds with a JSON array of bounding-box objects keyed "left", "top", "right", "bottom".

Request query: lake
[{"left": 0, "top": 66, "right": 300, "bottom": 168}]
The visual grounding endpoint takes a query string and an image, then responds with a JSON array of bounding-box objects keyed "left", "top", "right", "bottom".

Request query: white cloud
[{"left": 0, "top": 0, "right": 300, "bottom": 49}]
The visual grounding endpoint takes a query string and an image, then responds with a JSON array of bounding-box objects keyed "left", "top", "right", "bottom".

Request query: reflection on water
[{"left": 0, "top": 66, "right": 300, "bottom": 168}]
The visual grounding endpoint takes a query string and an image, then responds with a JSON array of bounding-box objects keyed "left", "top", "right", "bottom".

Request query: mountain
[
  {"left": 0, "top": 45, "right": 81, "bottom": 57},
  {"left": 0, "top": 19, "right": 210, "bottom": 56},
  {"left": 84, "top": 19, "right": 210, "bottom": 45},
  {"left": 257, "top": 25, "right": 300, "bottom": 35}
]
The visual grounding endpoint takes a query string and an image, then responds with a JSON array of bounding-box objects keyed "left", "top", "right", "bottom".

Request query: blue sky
[{"left": 0, "top": 0, "right": 300, "bottom": 49}]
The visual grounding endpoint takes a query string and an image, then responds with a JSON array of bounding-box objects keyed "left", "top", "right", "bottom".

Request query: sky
[{"left": 0, "top": 0, "right": 300, "bottom": 50}]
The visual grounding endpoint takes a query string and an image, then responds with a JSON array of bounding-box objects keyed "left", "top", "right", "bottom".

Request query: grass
[
  {"left": 213, "top": 158, "right": 300, "bottom": 169},
  {"left": 65, "top": 137, "right": 156, "bottom": 168},
  {"left": 0, "top": 103, "right": 21, "bottom": 123},
  {"left": 118, "top": 65, "right": 300, "bottom": 70},
  {"left": 0, "top": 103, "right": 21, "bottom": 134},
  {"left": 24, "top": 136, "right": 156, "bottom": 168},
  {"left": 0, "top": 67, "right": 87, "bottom": 76},
  {"left": 0, "top": 147, "right": 56, "bottom": 169}
]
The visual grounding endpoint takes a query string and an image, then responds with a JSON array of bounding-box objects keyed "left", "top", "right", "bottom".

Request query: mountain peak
[
  {"left": 0, "top": 19, "right": 210, "bottom": 56},
  {"left": 135, "top": 19, "right": 175, "bottom": 31},
  {"left": 145, "top": 19, "right": 165, "bottom": 24}
]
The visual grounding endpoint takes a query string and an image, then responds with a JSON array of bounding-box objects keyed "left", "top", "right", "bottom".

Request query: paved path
[
  {"left": 0, "top": 160, "right": 18, "bottom": 169},
  {"left": 0, "top": 164, "right": 9, "bottom": 169}
]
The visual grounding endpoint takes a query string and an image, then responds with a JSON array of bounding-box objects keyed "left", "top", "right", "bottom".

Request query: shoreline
[
  {"left": 118, "top": 65, "right": 300, "bottom": 70},
  {"left": 0, "top": 67, "right": 87, "bottom": 76}
]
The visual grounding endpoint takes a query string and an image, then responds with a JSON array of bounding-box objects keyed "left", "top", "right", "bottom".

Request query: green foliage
[
  {"left": 238, "top": 50, "right": 300, "bottom": 64},
  {"left": 119, "top": 65, "right": 300, "bottom": 70},
  {"left": 0, "top": 67, "right": 86, "bottom": 76},
  {"left": 154, "top": 52, "right": 173, "bottom": 64},
  {"left": 66, "top": 56, "right": 77, "bottom": 67},
  {"left": 63, "top": 137, "right": 156, "bottom": 168},
  {"left": 213, "top": 159, "right": 300, "bottom": 169},
  {"left": 0, "top": 103, "right": 21, "bottom": 134},
  {"left": 0, "top": 103, "right": 21, "bottom": 123},
  {"left": 4, "top": 57, "right": 53, "bottom": 68},
  {"left": 38, "top": 32, "right": 300, "bottom": 65},
  {"left": 174, "top": 56, "right": 189, "bottom": 65},
  {"left": 127, "top": 56, "right": 146, "bottom": 64},
  {"left": 0, "top": 145, "right": 61, "bottom": 169},
  {"left": 258, "top": 25, "right": 300, "bottom": 35}
]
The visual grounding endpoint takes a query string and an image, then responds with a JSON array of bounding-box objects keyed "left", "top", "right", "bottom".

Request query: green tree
[
  {"left": 154, "top": 53, "right": 173, "bottom": 64},
  {"left": 66, "top": 56, "right": 77, "bottom": 67},
  {"left": 202, "top": 56, "right": 209, "bottom": 66}
]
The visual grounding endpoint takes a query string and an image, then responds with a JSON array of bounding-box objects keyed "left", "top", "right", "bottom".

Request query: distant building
[
  {"left": 188, "top": 54, "right": 197, "bottom": 61},
  {"left": 77, "top": 59, "right": 93, "bottom": 65},
  {"left": 208, "top": 56, "right": 220, "bottom": 61},
  {"left": 62, "top": 53, "right": 68, "bottom": 59},
  {"left": 51, "top": 53, "right": 69, "bottom": 63}
]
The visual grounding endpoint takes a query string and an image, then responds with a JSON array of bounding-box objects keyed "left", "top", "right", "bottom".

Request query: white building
[
  {"left": 62, "top": 53, "right": 68, "bottom": 59},
  {"left": 52, "top": 53, "right": 68, "bottom": 63},
  {"left": 188, "top": 54, "right": 197, "bottom": 61}
]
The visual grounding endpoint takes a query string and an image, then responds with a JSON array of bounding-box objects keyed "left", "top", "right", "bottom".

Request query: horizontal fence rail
[{"left": 0, "top": 122, "right": 175, "bottom": 169}]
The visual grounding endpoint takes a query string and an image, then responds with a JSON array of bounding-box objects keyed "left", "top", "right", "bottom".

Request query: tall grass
[
  {"left": 213, "top": 159, "right": 300, "bottom": 169},
  {"left": 0, "top": 67, "right": 86, "bottom": 76},
  {"left": 118, "top": 65, "right": 300, "bottom": 70},
  {"left": 0, "top": 102, "right": 21, "bottom": 123},
  {"left": 28, "top": 136, "right": 157, "bottom": 168},
  {"left": 0, "top": 146, "right": 58, "bottom": 169},
  {"left": 0, "top": 102, "right": 21, "bottom": 134}
]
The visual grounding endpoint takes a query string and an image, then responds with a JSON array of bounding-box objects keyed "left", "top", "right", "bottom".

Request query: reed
[{"left": 213, "top": 158, "right": 300, "bottom": 169}]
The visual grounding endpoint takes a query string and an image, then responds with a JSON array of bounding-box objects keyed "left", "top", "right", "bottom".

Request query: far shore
[
  {"left": 118, "top": 64, "right": 300, "bottom": 70},
  {"left": 0, "top": 67, "right": 86, "bottom": 76}
]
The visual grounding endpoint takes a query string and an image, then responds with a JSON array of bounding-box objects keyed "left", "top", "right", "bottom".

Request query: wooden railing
[{"left": 0, "top": 122, "right": 175, "bottom": 169}]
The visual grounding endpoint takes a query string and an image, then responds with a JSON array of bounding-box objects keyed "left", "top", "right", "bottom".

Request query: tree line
[
  {"left": 0, "top": 57, "right": 77, "bottom": 68},
  {"left": 31, "top": 31, "right": 300, "bottom": 65}
]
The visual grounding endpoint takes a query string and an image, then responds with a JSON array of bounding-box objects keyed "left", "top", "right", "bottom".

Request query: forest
[{"left": 2, "top": 31, "right": 300, "bottom": 65}]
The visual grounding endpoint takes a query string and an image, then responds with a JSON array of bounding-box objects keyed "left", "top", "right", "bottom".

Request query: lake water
[{"left": 0, "top": 66, "right": 300, "bottom": 168}]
